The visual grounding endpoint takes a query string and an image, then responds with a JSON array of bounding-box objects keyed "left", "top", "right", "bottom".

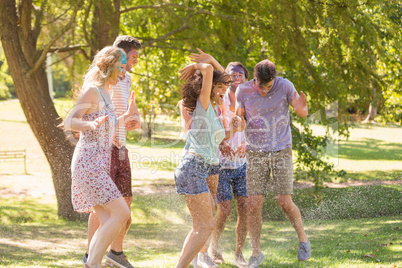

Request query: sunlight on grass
[{"left": 1, "top": 193, "right": 401, "bottom": 267}]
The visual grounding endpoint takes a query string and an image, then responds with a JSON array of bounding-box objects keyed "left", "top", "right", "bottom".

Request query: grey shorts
[{"left": 246, "top": 147, "right": 293, "bottom": 196}]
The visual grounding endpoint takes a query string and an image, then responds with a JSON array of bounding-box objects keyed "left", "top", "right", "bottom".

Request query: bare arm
[
  {"left": 179, "top": 101, "right": 192, "bottom": 135},
  {"left": 290, "top": 91, "right": 308, "bottom": 118},
  {"left": 64, "top": 87, "right": 108, "bottom": 132},
  {"left": 189, "top": 48, "right": 225, "bottom": 73},
  {"left": 179, "top": 63, "right": 214, "bottom": 111},
  {"left": 125, "top": 92, "right": 141, "bottom": 130}
]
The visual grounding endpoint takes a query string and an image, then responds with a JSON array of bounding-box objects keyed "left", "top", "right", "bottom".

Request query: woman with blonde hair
[{"left": 64, "top": 46, "right": 137, "bottom": 267}]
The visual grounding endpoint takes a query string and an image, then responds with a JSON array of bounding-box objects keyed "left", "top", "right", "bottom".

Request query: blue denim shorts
[
  {"left": 209, "top": 164, "right": 220, "bottom": 176},
  {"left": 216, "top": 163, "right": 247, "bottom": 203},
  {"left": 175, "top": 154, "right": 214, "bottom": 195}
]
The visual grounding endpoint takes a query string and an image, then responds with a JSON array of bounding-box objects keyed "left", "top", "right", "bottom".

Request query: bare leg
[
  {"left": 196, "top": 174, "right": 219, "bottom": 254},
  {"left": 87, "top": 212, "right": 100, "bottom": 251},
  {"left": 235, "top": 196, "right": 248, "bottom": 254},
  {"left": 248, "top": 195, "right": 264, "bottom": 256},
  {"left": 110, "top": 196, "right": 133, "bottom": 252},
  {"left": 276, "top": 195, "right": 308, "bottom": 242},
  {"left": 209, "top": 200, "right": 231, "bottom": 253},
  {"left": 176, "top": 193, "right": 215, "bottom": 268},
  {"left": 86, "top": 197, "right": 131, "bottom": 267}
]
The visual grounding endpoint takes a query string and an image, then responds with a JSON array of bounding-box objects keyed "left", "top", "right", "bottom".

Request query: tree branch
[
  {"left": 143, "top": 12, "right": 198, "bottom": 47},
  {"left": 20, "top": 0, "right": 32, "bottom": 41},
  {"left": 28, "top": 0, "right": 83, "bottom": 76},
  {"left": 147, "top": 45, "right": 193, "bottom": 52},
  {"left": 120, "top": 3, "right": 189, "bottom": 13},
  {"left": 48, "top": 44, "right": 88, "bottom": 53},
  {"left": 82, "top": 0, "right": 96, "bottom": 54},
  {"left": 120, "top": 2, "right": 237, "bottom": 20},
  {"left": 32, "top": 0, "right": 48, "bottom": 42}
]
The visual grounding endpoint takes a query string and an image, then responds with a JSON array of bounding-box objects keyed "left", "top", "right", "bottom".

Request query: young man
[
  {"left": 82, "top": 35, "right": 142, "bottom": 268},
  {"left": 208, "top": 62, "right": 249, "bottom": 268},
  {"left": 235, "top": 60, "right": 310, "bottom": 267}
]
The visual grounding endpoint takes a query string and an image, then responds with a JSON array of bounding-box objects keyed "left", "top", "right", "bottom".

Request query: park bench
[{"left": 0, "top": 150, "right": 27, "bottom": 174}]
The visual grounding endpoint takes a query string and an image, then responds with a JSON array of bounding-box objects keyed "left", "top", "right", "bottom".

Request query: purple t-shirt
[{"left": 236, "top": 77, "right": 296, "bottom": 152}]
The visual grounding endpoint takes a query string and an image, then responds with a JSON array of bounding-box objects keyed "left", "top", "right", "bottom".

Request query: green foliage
[{"left": 0, "top": 47, "right": 14, "bottom": 100}]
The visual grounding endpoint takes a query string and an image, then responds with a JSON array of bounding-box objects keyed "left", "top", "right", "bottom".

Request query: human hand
[
  {"left": 125, "top": 118, "right": 140, "bottom": 131},
  {"left": 231, "top": 115, "right": 246, "bottom": 132},
  {"left": 88, "top": 115, "right": 108, "bottom": 130},
  {"left": 127, "top": 91, "right": 137, "bottom": 117},
  {"left": 219, "top": 141, "right": 235, "bottom": 160},
  {"left": 178, "top": 63, "right": 197, "bottom": 81},
  {"left": 112, "top": 133, "right": 123, "bottom": 149},
  {"left": 189, "top": 48, "right": 214, "bottom": 65},
  {"left": 292, "top": 91, "right": 307, "bottom": 111},
  {"left": 234, "top": 142, "right": 246, "bottom": 158}
]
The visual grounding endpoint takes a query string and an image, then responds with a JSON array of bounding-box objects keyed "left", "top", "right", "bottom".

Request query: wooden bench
[{"left": 0, "top": 150, "right": 27, "bottom": 174}]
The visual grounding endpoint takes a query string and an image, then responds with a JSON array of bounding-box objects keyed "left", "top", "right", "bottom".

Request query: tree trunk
[
  {"left": 90, "top": 0, "right": 121, "bottom": 56},
  {"left": 0, "top": 0, "right": 84, "bottom": 220}
]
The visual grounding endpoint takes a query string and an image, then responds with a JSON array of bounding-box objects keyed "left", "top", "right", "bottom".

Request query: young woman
[
  {"left": 174, "top": 62, "right": 244, "bottom": 268},
  {"left": 64, "top": 46, "right": 137, "bottom": 268}
]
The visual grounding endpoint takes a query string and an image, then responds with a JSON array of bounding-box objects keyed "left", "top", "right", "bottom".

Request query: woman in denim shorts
[{"left": 174, "top": 62, "right": 244, "bottom": 268}]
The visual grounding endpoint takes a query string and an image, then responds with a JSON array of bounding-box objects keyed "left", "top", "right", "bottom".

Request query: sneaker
[
  {"left": 247, "top": 252, "right": 265, "bottom": 268},
  {"left": 207, "top": 247, "right": 224, "bottom": 264},
  {"left": 298, "top": 240, "right": 311, "bottom": 261},
  {"left": 191, "top": 255, "right": 199, "bottom": 268},
  {"left": 234, "top": 252, "right": 247, "bottom": 268},
  {"left": 82, "top": 252, "right": 88, "bottom": 264},
  {"left": 105, "top": 251, "right": 134, "bottom": 268},
  {"left": 197, "top": 252, "right": 219, "bottom": 268}
]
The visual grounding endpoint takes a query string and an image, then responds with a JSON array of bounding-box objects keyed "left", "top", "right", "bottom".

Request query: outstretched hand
[
  {"left": 127, "top": 91, "right": 137, "bottom": 117},
  {"left": 292, "top": 91, "right": 307, "bottom": 110},
  {"left": 178, "top": 63, "right": 197, "bottom": 81},
  {"left": 189, "top": 48, "right": 214, "bottom": 64}
]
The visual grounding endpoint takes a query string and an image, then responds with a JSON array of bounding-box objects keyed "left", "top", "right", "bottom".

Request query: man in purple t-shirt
[{"left": 236, "top": 60, "right": 310, "bottom": 267}]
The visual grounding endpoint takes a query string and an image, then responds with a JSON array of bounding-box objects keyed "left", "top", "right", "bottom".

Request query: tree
[{"left": 0, "top": 0, "right": 84, "bottom": 219}]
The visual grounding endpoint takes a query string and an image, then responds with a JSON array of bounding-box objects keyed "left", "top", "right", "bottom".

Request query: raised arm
[
  {"left": 290, "top": 91, "right": 308, "bottom": 118},
  {"left": 179, "top": 63, "right": 214, "bottom": 111},
  {"left": 64, "top": 87, "right": 108, "bottom": 132},
  {"left": 189, "top": 48, "right": 225, "bottom": 73},
  {"left": 179, "top": 100, "right": 192, "bottom": 135}
]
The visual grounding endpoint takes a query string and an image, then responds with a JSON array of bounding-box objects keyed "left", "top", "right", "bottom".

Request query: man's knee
[{"left": 276, "top": 195, "right": 293, "bottom": 212}]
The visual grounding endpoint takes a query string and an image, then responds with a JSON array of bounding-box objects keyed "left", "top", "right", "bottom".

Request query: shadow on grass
[{"left": 328, "top": 138, "right": 402, "bottom": 161}]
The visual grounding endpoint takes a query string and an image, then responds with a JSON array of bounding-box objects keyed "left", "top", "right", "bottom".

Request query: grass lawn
[
  {"left": 0, "top": 99, "right": 401, "bottom": 267},
  {"left": 1, "top": 194, "right": 401, "bottom": 268}
]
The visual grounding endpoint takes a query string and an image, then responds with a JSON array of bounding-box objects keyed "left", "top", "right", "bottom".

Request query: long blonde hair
[{"left": 82, "top": 46, "right": 125, "bottom": 90}]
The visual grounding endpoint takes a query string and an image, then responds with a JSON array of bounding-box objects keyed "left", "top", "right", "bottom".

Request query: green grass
[{"left": 1, "top": 194, "right": 401, "bottom": 267}]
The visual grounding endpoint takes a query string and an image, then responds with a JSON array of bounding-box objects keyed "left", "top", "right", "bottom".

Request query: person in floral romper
[{"left": 64, "top": 46, "right": 138, "bottom": 268}]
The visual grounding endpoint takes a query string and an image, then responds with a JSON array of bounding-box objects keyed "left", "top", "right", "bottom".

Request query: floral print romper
[{"left": 71, "top": 87, "right": 122, "bottom": 213}]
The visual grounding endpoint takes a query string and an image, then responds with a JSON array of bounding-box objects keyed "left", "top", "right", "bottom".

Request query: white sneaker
[
  {"left": 191, "top": 255, "right": 199, "bottom": 268},
  {"left": 247, "top": 252, "right": 265, "bottom": 268},
  {"left": 234, "top": 252, "right": 247, "bottom": 268},
  {"left": 197, "top": 252, "right": 219, "bottom": 268}
]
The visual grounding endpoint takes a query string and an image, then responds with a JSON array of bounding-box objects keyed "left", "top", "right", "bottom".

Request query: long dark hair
[{"left": 181, "top": 70, "right": 231, "bottom": 113}]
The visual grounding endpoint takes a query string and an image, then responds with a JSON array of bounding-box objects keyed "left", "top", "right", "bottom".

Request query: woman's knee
[
  {"left": 218, "top": 201, "right": 232, "bottom": 219},
  {"left": 194, "top": 218, "right": 215, "bottom": 234}
]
